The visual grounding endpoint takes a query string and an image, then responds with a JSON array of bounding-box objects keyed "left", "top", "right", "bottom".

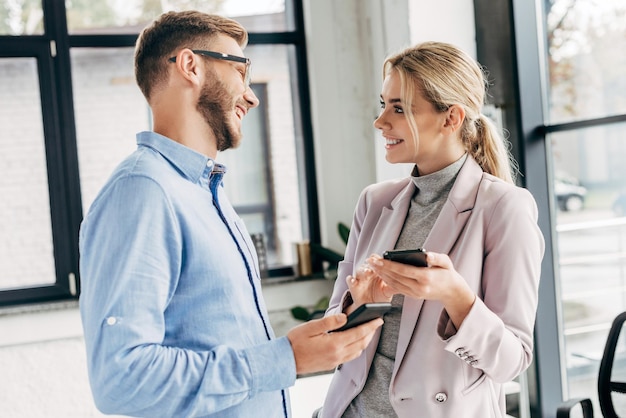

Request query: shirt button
[
  {"left": 106, "top": 316, "right": 117, "bottom": 325},
  {"left": 435, "top": 392, "right": 448, "bottom": 403}
]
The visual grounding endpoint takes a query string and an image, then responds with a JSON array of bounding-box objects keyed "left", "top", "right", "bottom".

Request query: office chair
[{"left": 557, "top": 311, "right": 626, "bottom": 418}]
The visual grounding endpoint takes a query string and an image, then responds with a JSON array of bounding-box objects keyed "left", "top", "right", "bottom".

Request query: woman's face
[{"left": 373, "top": 70, "right": 451, "bottom": 174}]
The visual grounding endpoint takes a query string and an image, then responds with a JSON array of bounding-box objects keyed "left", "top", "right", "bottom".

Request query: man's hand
[{"left": 287, "top": 314, "right": 383, "bottom": 375}]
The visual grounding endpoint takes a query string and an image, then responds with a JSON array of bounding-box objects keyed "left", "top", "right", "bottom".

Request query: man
[{"left": 79, "top": 11, "right": 382, "bottom": 418}]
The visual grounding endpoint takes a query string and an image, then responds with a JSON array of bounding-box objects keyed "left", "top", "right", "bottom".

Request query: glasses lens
[{"left": 245, "top": 62, "right": 251, "bottom": 87}]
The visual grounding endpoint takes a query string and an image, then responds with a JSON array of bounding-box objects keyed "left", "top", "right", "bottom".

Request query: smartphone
[
  {"left": 332, "top": 302, "right": 393, "bottom": 332},
  {"left": 382, "top": 248, "right": 428, "bottom": 267}
]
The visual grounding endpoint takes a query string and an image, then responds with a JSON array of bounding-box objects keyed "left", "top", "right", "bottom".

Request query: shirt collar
[{"left": 136, "top": 131, "right": 227, "bottom": 183}]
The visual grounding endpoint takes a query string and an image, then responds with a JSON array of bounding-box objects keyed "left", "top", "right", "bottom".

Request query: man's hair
[{"left": 134, "top": 10, "right": 248, "bottom": 101}]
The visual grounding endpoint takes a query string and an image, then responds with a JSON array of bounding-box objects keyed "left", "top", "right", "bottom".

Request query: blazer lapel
[
  {"left": 394, "top": 157, "right": 484, "bottom": 369},
  {"left": 366, "top": 180, "right": 416, "bottom": 256},
  {"left": 356, "top": 179, "right": 416, "bottom": 367}
]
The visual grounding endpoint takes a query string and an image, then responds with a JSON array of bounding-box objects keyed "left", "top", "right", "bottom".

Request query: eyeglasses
[{"left": 168, "top": 50, "right": 251, "bottom": 87}]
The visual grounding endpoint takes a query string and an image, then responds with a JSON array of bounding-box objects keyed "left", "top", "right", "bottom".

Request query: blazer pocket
[
  {"left": 461, "top": 371, "right": 487, "bottom": 396},
  {"left": 461, "top": 373, "right": 503, "bottom": 418}
]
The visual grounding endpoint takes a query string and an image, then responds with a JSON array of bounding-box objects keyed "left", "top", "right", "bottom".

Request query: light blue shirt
[{"left": 79, "top": 131, "right": 295, "bottom": 417}]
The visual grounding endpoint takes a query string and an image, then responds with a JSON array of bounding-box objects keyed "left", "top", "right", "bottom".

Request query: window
[
  {"left": 0, "top": 0, "right": 318, "bottom": 306},
  {"left": 475, "top": 0, "right": 626, "bottom": 414},
  {"left": 0, "top": 58, "right": 56, "bottom": 290},
  {"left": 544, "top": 1, "right": 626, "bottom": 414}
]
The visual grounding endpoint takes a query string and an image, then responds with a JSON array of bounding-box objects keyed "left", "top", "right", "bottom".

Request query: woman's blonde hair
[{"left": 383, "top": 41, "right": 517, "bottom": 183}]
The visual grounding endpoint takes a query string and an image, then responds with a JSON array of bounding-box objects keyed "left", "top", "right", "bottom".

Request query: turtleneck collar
[{"left": 409, "top": 154, "right": 468, "bottom": 205}]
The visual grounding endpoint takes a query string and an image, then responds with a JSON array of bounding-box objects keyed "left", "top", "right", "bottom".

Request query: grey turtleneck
[{"left": 342, "top": 154, "right": 466, "bottom": 418}]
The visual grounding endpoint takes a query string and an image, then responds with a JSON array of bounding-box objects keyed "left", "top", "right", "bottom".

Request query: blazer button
[
  {"left": 435, "top": 392, "right": 448, "bottom": 403},
  {"left": 454, "top": 348, "right": 465, "bottom": 356}
]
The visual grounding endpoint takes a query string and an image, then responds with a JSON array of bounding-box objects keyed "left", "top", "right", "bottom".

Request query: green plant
[
  {"left": 290, "top": 295, "right": 330, "bottom": 321},
  {"left": 338, "top": 222, "right": 350, "bottom": 245}
]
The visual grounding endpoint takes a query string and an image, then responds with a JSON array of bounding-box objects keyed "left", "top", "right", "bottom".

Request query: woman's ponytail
[{"left": 464, "top": 113, "right": 517, "bottom": 184}]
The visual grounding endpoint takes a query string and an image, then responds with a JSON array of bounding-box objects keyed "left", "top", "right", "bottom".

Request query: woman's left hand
[{"left": 367, "top": 251, "right": 476, "bottom": 328}]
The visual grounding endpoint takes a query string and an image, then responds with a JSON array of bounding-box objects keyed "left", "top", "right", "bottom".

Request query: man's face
[
  {"left": 197, "top": 74, "right": 241, "bottom": 152},
  {"left": 196, "top": 35, "right": 259, "bottom": 152}
]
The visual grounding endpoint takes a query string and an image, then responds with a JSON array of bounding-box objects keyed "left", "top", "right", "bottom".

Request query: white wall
[{"left": 408, "top": 0, "right": 476, "bottom": 57}]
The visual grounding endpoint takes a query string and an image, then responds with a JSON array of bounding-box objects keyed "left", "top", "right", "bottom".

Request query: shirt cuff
[{"left": 244, "top": 336, "right": 296, "bottom": 395}]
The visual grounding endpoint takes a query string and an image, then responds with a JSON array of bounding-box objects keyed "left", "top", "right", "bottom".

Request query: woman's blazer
[{"left": 320, "top": 156, "right": 545, "bottom": 418}]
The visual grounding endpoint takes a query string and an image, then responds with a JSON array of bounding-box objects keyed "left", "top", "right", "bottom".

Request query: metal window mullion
[{"left": 510, "top": 0, "right": 565, "bottom": 417}]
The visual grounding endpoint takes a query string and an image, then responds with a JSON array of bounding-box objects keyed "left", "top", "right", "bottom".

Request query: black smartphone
[
  {"left": 382, "top": 248, "right": 428, "bottom": 267},
  {"left": 332, "top": 302, "right": 393, "bottom": 332}
]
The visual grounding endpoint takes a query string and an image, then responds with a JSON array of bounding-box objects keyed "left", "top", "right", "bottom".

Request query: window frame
[
  {"left": 0, "top": 34, "right": 80, "bottom": 305},
  {"left": 0, "top": 0, "right": 319, "bottom": 306}
]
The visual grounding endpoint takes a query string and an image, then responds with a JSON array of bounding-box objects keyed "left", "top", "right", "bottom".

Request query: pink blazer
[{"left": 321, "top": 157, "right": 545, "bottom": 418}]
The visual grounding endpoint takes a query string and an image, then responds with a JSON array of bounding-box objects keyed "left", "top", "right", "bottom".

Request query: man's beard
[{"left": 196, "top": 76, "right": 242, "bottom": 152}]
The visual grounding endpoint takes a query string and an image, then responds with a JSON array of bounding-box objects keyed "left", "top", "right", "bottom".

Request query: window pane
[
  {"left": 71, "top": 48, "right": 148, "bottom": 212},
  {"left": 551, "top": 122, "right": 626, "bottom": 415},
  {"left": 0, "top": 58, "right": 55, "bottom": 289},
  {"left": 73, "top": 44, "right": 305, "bottom": 269},
  {"left": 65, "top": 0, "right": 292, "bottom": 34},
  {"left": 546, "top": 0, "right": 626, "bottom": 123},
  {"left": 0, "top": 1, "right": 44, "bottom": 35}
]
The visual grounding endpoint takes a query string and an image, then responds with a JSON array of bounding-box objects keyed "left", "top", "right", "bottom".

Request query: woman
[{"left": 318, "top": 42, "right": 545, "bottom": 417}]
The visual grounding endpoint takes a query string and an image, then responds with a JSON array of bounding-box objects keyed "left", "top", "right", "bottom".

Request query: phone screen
[
  {"left": 382, "top": 248, "right": 428, "bottom": 267},
  {"left": 332, "top": 302, "right": 393, "bottom": 332}
]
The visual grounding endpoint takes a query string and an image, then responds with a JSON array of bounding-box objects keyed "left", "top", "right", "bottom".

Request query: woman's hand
[
  {"left": 345, "top": 262, "right": 393, "bottom": 313},
  {"left": 367, "top": 252, "right": 476, "bottom": 328}
]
